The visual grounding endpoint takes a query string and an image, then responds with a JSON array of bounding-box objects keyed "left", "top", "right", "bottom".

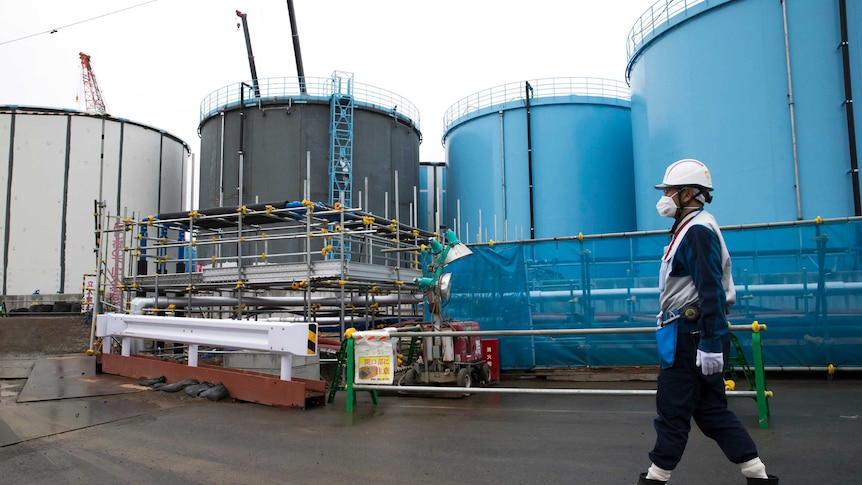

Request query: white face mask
[{"left": 656, "top": 194, "right": 678, "bottom": 218}]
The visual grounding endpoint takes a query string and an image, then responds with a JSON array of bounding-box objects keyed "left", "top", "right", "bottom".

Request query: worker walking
[{"left": 637, "top": 159, "right": 778, "bottom": 484}]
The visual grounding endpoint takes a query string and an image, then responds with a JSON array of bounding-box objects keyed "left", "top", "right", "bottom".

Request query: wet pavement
[{"left": 0, "top": 356, "right": 860, "bottom": 484}]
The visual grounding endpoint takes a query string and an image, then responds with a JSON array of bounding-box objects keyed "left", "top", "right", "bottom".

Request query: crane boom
[
  {"left": 236, "top": 10, "right": 261, "bottom": 98},
  {"left": 79, "top": 52, "right": 108, "bottom": 114},
  {"left": 286, "top": 0, "right": 307, "bottom": 94}
]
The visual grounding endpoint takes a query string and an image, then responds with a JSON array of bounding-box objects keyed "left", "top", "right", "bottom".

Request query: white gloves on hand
[{"left": 696, "top": 349, "right": 723, "bottom": 376}]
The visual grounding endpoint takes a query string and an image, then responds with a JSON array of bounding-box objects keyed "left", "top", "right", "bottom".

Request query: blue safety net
[{"left": 440, "top": 219, "right": 862, "bottom": 371}]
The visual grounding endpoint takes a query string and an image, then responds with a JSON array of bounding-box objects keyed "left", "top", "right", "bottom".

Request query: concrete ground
[
  {"left": 1, "top": 367, "right": 860, "bottom": 484},
  {"left": 1, "top": 316, "right": 859, "bottom": 484}
]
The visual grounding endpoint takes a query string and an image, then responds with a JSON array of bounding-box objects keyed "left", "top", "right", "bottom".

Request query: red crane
[{"left": 79, "top": 52, "right": 108, "bottom": 114}]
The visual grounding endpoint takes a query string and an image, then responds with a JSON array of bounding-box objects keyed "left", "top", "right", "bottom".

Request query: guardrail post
[
  {"left": 346, "top": 336, "right": 356, "bottom": 413},
  {"left": 188, "top": 344, "right": 199, "bottom": 367},
  {"left": 751, "top": 322, "right": 770, "bottom": 428},
  {"left": 280, "top": 355, "right": 293, "bottom": 381}
]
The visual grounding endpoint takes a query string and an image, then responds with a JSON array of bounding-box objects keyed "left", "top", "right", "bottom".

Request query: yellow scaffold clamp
[
  {"left": 237, "top": 205, "right": 248, "bottom": 217},
  {"left": 260, "top": 252, "right": 267, "bottom": 261},
  {"left": 751, "top": 321, "right": 767, "bottom": 333},
  {"left": 321, "top": 245, "right": 333, "bottom": 256},
  {"left": 265, "top": 205, "right": 274, "bottom": 215},
  {"left": 301, "top": 199, "right": 314, "bottom": 212},
  {"left": 236, "top": 281, "right": 245, "bottom": 289},
  {"left": 362, "top": 216, "right": 375, "bottom": 226},
  {"left": 147, "top": 215, "right": 155, "bottom": 226},
  {"left": 188, "top": 210, "right": 199, "bottom": 222}
]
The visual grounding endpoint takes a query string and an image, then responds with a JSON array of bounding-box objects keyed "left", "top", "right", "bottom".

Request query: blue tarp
[{"left": 440, "top": 219, "right": 862, "bottom": 370}]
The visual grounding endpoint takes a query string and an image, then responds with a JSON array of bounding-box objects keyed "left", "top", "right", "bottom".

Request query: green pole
[
  {"left": 751, "top": 322, "right": 770, "bottom": 428},
  {"left": 346, "top": 337, "right": 355, "bottom": 413}
]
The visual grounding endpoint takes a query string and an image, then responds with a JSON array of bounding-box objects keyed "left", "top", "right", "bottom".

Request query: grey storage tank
[{"left": 198, "top": 75, "right": 421, "bottom": 222}]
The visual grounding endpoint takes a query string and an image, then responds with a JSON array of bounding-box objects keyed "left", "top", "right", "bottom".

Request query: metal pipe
[
  {"left": 480, "top": 215, "right": 862, "bottom": 246},
  {"left": 525, "top": 81, "right": 536, "bottom": 238},
  {"left": 286, "top": 0, "right": 307, "bottom": 94},
  {"left": 446, "top": 280, "right": 862, "bottom": 303},
  {"left": 764, "top": 366, "right": 862, "bottom": 372},
  {"left": 236, "top": 85, "right": 248, "bottom": 318},
  {"left": 838, "top": 0, "right": 860, "bottom": 215},
  {"left": 780, "top": 0, "right": 803, "bottom": 220},
  {"left": 499, "top": 110, "right": 507, "bottom": 234},
  {"left": 393, "top": 324, "right": 762, "bottom": 338},
  {"left": 219, "top": 112, "right": 225, "bottom": 207},
  {"left": 395, "top": 170, "right": 402, "bottom": 322},
  {"left": 353, "top": 384, "right": 762, "bottom": 398},
  {"left": 129, "top": 293, "right": 423, "bottom": 314},
  {"left": 3, "top": 108, "right": 15, "bottom": 294}
]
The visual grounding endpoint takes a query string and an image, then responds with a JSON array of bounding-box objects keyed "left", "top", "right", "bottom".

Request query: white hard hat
[{"left": 654, "top": 159, "right": 714, "bottom": 191}]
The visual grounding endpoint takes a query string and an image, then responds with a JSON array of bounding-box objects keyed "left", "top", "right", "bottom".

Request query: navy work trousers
[{"left": 649, "top": 331, "right": 759, "bottom": 470}]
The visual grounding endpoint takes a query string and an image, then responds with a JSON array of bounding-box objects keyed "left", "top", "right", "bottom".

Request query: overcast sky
[{"left": 1, "top": 0, "right": 657, "bottom": 163}]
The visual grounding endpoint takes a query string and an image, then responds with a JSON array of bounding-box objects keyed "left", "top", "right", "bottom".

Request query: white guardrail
[{"left": 96, "top": 313, "right": 317, "bottom": 381}]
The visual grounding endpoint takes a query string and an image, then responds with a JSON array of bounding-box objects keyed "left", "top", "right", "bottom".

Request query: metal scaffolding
[{"left": 93, "top": 199, "right": 435, "bottom": 338}]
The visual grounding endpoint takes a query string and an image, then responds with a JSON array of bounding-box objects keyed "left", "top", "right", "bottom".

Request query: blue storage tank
[
  {"left": 442, "top": 78, "right": 635, "bottom": 242},
  {"left": 628, "top": 0, "right": 862, "bottom": 230}
]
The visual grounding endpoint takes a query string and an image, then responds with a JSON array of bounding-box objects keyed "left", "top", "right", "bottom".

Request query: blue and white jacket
[{"left": 659, "top": 209, "right": 736, "bottom": 353}]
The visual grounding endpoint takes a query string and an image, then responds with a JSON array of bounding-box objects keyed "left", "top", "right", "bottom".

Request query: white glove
[{"left": 696, "top": 349, "right": 723, "bottom": 376}]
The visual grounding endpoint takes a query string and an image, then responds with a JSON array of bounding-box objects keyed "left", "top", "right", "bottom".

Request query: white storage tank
[{"left": 0, "top": 106, "right": 190, "bottom": 296}]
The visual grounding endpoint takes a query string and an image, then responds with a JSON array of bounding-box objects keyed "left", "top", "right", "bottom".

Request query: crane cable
[{"left": 0, "top": 1, "right": 159, "bottom": 47}]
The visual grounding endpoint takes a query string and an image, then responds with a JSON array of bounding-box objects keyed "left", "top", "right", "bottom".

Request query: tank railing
[
  {"left": 199, "top": 76, "right": 420, "bottom": 131},
  {"left": 343, "top": 322, "right": 773, "bottom": 428},
  {"left": 443, "top": 77, "right": 631, "bottom": 134},
  {"left": 626, "top": 0, "right": 709, "bottom": 60}
]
